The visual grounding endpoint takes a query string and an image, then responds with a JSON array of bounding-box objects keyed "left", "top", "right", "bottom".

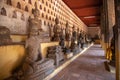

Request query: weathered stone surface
[
  {"left": 11, "top": 8, "right": 54, "bottom": 80},
  {"left": 47, "top": 46, "right": 64, "bottom": 66},
  {"left": 53, "top": 17, "right": 61, "bottom": 41},
  {"left": 0, "top": 26, "right": 12, "bottom": 45}
]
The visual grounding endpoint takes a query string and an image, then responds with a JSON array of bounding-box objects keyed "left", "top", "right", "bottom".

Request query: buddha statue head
[{"left": 33, "top": 8, "right": 40, "bottom": 19}]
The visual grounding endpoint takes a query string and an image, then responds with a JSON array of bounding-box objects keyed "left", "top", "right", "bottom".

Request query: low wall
[
  {"left": 0, "top": 45, "right": 26, "bottom": 80},
  {"left": 0, "top": 41, "right": 60, "bottom": 79},
  {"left": 10, "top": 35, "right": 28, "bottom": 42}
]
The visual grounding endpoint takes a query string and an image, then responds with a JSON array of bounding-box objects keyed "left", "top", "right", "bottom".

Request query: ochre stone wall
[
  {"left": 0, "top": 0, "right": 87, "bottom": 35},
  {"left": 0, "top": 42, "right": 60, "bottom": 79},
  {"left": 0, "top": 45, "right": 26, "bottom": 80},
  {"left": 10, "top": 35, "right": 28, "bottom": 42}
]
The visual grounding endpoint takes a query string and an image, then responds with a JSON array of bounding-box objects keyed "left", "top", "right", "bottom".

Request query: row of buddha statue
[{"left": 1, "top": 6, "right": 87, "bottom": 80}]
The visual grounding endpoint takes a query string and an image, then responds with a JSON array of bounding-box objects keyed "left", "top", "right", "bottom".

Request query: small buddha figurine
[
  {"left": 65, "top": 21, "right": 70, "bottom": 41},
  {"left": 53, "top": 17, "right": 61, "bottom": 41},
  {"left": 0, "top": 26, "right": 12, "bottom": 45}
]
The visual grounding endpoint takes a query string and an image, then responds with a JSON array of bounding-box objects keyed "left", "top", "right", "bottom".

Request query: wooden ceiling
[{"left": 62, "top": 0, "right": 102, "bottom": 27}]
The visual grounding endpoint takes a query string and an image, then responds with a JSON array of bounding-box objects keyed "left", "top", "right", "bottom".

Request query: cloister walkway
[{"left": 49, "top": 45, "right": 115, "bottom": 80}]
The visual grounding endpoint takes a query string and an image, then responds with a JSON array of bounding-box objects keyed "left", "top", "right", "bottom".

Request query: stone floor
[{"left": 51, "top": 45, "right": 115, "bottom": 80}]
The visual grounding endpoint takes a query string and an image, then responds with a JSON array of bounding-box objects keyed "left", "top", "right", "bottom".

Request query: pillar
[
  {"left": 101, "top": 0, "right": 109, "bottom": 58},
  {"left": 107, "top": 0, "right": 115, "bottom": 62},
  {"left": 114, "top": 0, "right": 120, "bottom": 79},
  {"left": 101, "top": 0, "right": 115, "bottom": 60}
]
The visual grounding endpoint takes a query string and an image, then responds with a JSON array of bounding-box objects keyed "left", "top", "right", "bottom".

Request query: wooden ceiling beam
[
  {"left": 78, "top": 15, "right": 100, "bottom": 17},
  {"left": 71, "top": 5, "right": 100, "bottom": 10}
]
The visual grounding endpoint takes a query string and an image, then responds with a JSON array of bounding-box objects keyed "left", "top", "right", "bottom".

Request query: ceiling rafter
[
  {"left": 62, "top": 0, "right": 102, "bottom": 27},
  {"left": 70, "top": 5, "right": 100, "bottom": 9}
]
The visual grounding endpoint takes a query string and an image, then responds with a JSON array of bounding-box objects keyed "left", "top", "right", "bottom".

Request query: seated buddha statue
[
  {"left": 28, "top": 8, "right": 50, "bottom": 42},
  {"left": 0, "top": 26, "right": 12, "bottom": 45},
  {"left": 13, "top": 8, "right": 54, "bottom": 80},
  {"left": 53, "top": 17, "right": 61, "bottom": 41}
]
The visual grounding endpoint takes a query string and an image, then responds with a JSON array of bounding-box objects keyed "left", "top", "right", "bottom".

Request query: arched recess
[
  {"left": 49, "top": 16, "right": 51, "bottom": 20},
  {"left": 16, "top": 2, "right": 21, "bottom": 9},
  {"left": 42, "top": 13, "right": 44, "bottom": 18},
  {"left": 25, "top": 6, "right": 28, "bottom": 12},
  {"left": 44, "top": 7, "right": 46, "bottom": 12},
  {"left": 40, "top": 5, "right": 42, "bottom": 10},
  {"left": 6, "top": 0, "right": 12, "bottom": 5},
  {"left": 1, "top": 7, "right": 7, "bottom": 16},
  {"left": 28, "top": 0, "right": 32, "bottom": 4},
  {"left": 48, "top": 9, "right": 49, "bottom": 13},
  {"left": 42, "top": 0, "right": 44, "bottom": 3},
  {"left": 44, "top": 21, "right": 46, "bottom": 25}
]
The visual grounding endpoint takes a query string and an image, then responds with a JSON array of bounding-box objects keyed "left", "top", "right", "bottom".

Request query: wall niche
[
  {"left": 28, "top": 0, "right": 32, "bottom": 4},
  {"left": 25, "top": 6, "right": 29, "bottom": 12},
  {"left": 6, "top": 0, "right": 12, "bottom": 5},
  {"left": 16, "top": 2, "right": 21, "bottom": 9},
  {"left": 1, "top": 7, "right": 7, "bottom": 16}
]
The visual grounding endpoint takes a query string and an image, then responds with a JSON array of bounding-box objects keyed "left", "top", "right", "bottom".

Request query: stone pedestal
[
  {"left": 47, "top": 46, "right": 64, "bottom": 66},
  {"left": 20, "top": 59, "right": 55, "bottom": 80}
]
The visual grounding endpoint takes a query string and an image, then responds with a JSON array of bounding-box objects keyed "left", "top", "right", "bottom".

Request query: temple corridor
[
  {"left": 45, "top": 45, "right": 115, "bottom": 80},
  {"left": 0, "top": 0, "right": 120, "bottom": 80}
]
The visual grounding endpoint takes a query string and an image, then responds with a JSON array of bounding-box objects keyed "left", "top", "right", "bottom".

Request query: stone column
[
  {"left": 106, "top": 0, "right": 115, "bottom": 62},
  {"left": 114, "top": 0, "right": 120, "bottom": 79},
  {"left": 101, "top": 0, "right": 109, "bottom": 58},
  {"left": 107, "top": 0, "right": 115, "bottom": 41},
  {"left": 101, "top": 0, "right": 115, "bottom": 59}
]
